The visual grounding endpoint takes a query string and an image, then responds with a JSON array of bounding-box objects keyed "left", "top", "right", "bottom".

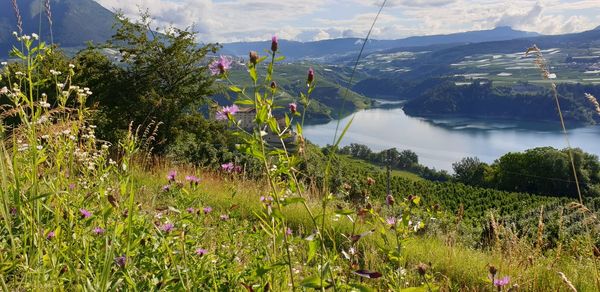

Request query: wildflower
[
  {"left": 195, "top": 248, "right": 208, "bottom": 256},
  {"left": 46, "top": 231, "right": 56, "bottom": 240},
  {"left": 209, "top": 56, "right": 232, "bottom": 76},
  {"left": 494, "top": 276, "right": 510, "bottom": 288},
  {"left": 271, "top": 35, "right": 278, "bottom": 52},
  {"left": 386, "top": 193, "right": 395, "bottom": 206},
  {"left": 1, "top": 62, "right": 7, "bottom": 66},
  {"left": 93, "top": 227, "right": 105, "bottom": 235},
  {"left": 161, "top": 223, "right": 174, "bottom": 233},
  {"left": 270, "top": 81, "right": 277, "bottom": 89},
  {"left": 31, "top": 33, "right": 39, "bottom": 40},
  {"left": 220, "top": 214, "right": 229, "bottom": 221},
  {"left": 185, "top": 175, "right": 201, "bottom": 186},
  {"left": 162, "top": 185, "right": 170, "bottom": 192},
  {"left": 216, "top": 105, "right": 239, "bottom": 121},
  {"left": 69, "top": 63, "right": 75, "bottom": 69},
  {"left": 115, "top": 255, "right": 126, "bottom": 267},
  {"left": 0, "top": 87, "right": 8, "bottom": 95},
  {"left": 286, "top": 227, "right": 293, "bottom": 236},
  {"left": 167, "top": 170, "right": 177, "bottom": 181},
  {"left": 186, "top": 207, "right": 195, "bottom": 214},
  {"left": 289, "top": 103, "right": 297, "bottom": 114},
  {"left": 488, "top": 265, "right": 498, "bottom": 278},
  {"left": 249, "top": 51, "right": 259, "bottom": 65},
  {"left": 79, "top": 208, "right": 92, "bottom": 219},
  {"left": 203, "top": 206, "right": 213, "bottom": 214},
  {"left": 366, "top": 177, "right": 375, "bottom": 186},
  {"left": 416, "top": 262, "right": 428, "bottom": 276},
  {"left": 386, "top": 217, "right": 397, "bottom": 227},
  {"left": 307, "top": 67, "right": 314, "bottom": 85}
]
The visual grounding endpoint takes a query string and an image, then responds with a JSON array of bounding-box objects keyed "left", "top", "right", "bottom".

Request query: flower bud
[
  {"left": 289, "top": 103, "right": 297, "bottom": 114},
  {"left": 270, "top": 81, "right": 277, "bottom": 89},
  {"left": 416, "top": 263, "right": 428, "bottom": 276},
  {"left": 249, "top": 51, "right": 259, "bottom": 65},
  {"left": 307, "top": 67, "right": 314, "bottom": 85},
  {"left": 386, "top": 193, "right": 395, "bottom": 206},
  {"left": 271, "top": 36, "right": 278, "bottom": 52}
]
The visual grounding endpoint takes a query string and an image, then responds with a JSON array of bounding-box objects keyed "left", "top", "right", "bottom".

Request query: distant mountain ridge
[
  {"left": 0, "top": 0, "right": 115, "bottom": 57},
  {"left": 221, "top": 27, "right": 540, "bottom": 61}
]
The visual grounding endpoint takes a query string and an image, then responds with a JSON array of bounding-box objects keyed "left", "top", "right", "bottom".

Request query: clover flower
[
  {"left": 209, "top": 56, "right": 232, "bottom": 76},
  {"left": 216, "top": 105, "right": 239, "bottom": 121}
]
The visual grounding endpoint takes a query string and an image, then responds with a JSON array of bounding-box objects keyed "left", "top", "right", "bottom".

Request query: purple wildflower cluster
[
  {"left": 221, "top": 162, "right": 242, "bottom": 173},
  {"left": 161, "top": 223, "right": 174, "bottom": 233},
  {"left": 185, "top": 175, "right": 201, "bottom": 186},
  {"left": 162, "top": 170, "right": 202, "bottom": 191},
  {"left": 79, "top": 208, "right": 92, "bottom": 219}
]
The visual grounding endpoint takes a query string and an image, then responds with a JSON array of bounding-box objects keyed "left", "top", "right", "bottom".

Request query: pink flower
[
  {"left": 271, "top": 35, "right": 278, "bottom": 52},
  {"left": 386, "top": 217, "right": 397, "bottom": 227},
  {"left": 286, "top": 227, "right": 292, "bottom": 236},
  {"left": 186, "top": 207, "right": 196, "bottom": 214},
  {"left": 289, "top": 103, "right": 297, "bottom": 114},
  {"left": 161, "top": 223, "right": 174, "bottom": 233},
  {"left": 185, "top": 175, "right": 201, "bottom": 186},
  {"left": 79, "top": 208, "right": 92, "bottom": 219},
  {"left": 209, "top": 56, "right": 232, "bottom": 76},
  {"left": 93, "top": 227, "right": 105, "bottom": 235},
  {"left": 167, "top": 170, "right": 177, "bottom": 181},
  {"left": 216, "top": 105, "right": 239, "bottom": 121},
  {"left": 203, "top": 206, "right": 213, "bottom": 214},
  {"left": 494, "top": 276, "right": 510, "bottom": 287},
  {"left": 220, "top": 214, "right": 229, "bottom": 221},
  {"left": 46, "top": 231, "right": 56, "bottom": 240},
  {"left": 195, "top": 248, "right": 207, "bottom": 256}
]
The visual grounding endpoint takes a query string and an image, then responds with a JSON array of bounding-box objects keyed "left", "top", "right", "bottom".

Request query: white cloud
[{"left": 94, "top": 0, "right": 600, "bottom": 42}]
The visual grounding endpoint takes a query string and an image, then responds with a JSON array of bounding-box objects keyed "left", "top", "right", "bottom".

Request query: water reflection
[{"left": 303, "top": 107, "right": 600, "bottom": 171}]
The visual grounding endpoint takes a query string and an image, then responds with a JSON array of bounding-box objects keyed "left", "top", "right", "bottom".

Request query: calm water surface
[{"left": 303, "top": 107, "right": 600, "bottom": 172}]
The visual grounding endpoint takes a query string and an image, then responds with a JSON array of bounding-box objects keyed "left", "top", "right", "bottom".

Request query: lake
[{"left": 303, "top": 107, "right": 600, "bottom": 172}]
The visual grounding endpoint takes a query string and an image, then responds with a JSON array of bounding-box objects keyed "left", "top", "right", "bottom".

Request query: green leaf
[
  {"left": 282, "top": 197, "right": 305, "bottom": 206},
  {"left": 349, "top": 283, "right": 375, "bottom": 292},
  {"left": 307, "top": 240, "right": 318, "bottom": 263},
  {"left": 274, "top": 56, "right": 286, "bottom": 62},
  {"left": 229, "top": 85, "right": 243, "bottom": 93},
  {"left": 300, "top": 275, "right": 323, "bottom": 289},
  {"left": 235, "top": 99, "right": 254, "bottom": 106}
]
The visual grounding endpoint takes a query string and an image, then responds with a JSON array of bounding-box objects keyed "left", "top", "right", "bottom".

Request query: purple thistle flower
[
  {"left": 167, "top": 170, "right": 177, "bottom": 181},
  {"left": 203, "top": 206, "right": 213, "bottom": 214},
  {"left": 286, "top": 227, "right": 293, "bottom": 236},
  {"left": 220, "top": 214, "right": 229, "bottom": 221},
  {"left": 115, "top": 255, "right": 126, "bottom": 267},
  {"left": 221, "top": 162, "right": 234, "bottom": 172},
  {"left": 161, "top": 223, "right": 174, "bottom": 233},
  {"left": 289, "top": 103, "right": 297, "bottom": 114},
  {"left": 185, "top": 175, "right": 201, "bottom": 186},
  {"left": 195, "top": 248, "right": 208, "bottom": 256},
  {"left": 162, "top": 185, "right": 171, "bottom": 192},
  {"left": 494, "top": 276, "right": 510, "bottom": 287},
  {"left": 209, "top": 56, "right": 232, "bottom": 76},
  {"left": 386, "top": 217, "right": 397, "bottom": 226},
  {"left": 216, "top": 105, "right": 239, "bottom": 121},
  {"left": 186, "top": 207, "right": 196, "bottom": 214},
  {"left": 93, "top": 227, "right": 105, "bottom": 235},
  {"left": 79, "top": 208, "right": 92, "bottom": 219},
  {"left": 46, "top": 231, "right": 55, "bottom": 240},
  {"left": 271, "top": 35, "right": 278, "bottom": 52}
]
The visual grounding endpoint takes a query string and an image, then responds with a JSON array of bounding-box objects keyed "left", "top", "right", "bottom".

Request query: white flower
[
  {"left": 21, "top": 35, "right": 30, "bottom": 41},
  {"left": 31, "top": 33, "right": 39, "bottom": 40},
  {"left": 69, "top": 64, "right": 75, "bottom": 69},
  {"left": 1, "top": 62, "right": 7, "bottom": 66},
  {"left": 12, "top": 31, "right": 18, "bottom": 37},
  {"left": 36, "top": 145, "right": 43, "bottom": 150},
  {"left": 40, "top": 101, "right": 51, "bottom": 108},
  {"left": 0, "top": 87, "right": 7, "bottom": 95},
  {"left": 548, "top": 73, "right": 557, "bottom": 79},
  {"left": 15, "top": 71, "right": 24, "bottom": 76},
  {"left": 57, "top": 83, "right": 64, "bottom": 88}
]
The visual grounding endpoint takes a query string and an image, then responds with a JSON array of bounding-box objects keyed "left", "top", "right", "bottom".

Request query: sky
[{"left": 94, "top": 0, "right": 600, "bottom": 43}]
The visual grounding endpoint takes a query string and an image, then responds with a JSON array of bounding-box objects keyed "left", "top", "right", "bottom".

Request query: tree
[
  {"left": 75, "top": 11, "right": 219, "bottom": 152},
  {"left": 452, "top": 157, "right": 488, "bottom": 187}
]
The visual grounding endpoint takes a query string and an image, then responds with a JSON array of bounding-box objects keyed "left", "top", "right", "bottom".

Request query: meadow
[{"left": 1, "top": 29, "right": 599, "bottom": 292}]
